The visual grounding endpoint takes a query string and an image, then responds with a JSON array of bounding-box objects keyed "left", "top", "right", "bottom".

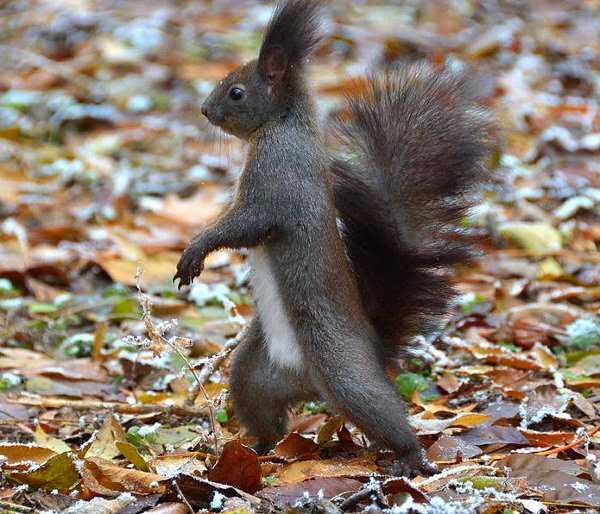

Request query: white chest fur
[{"left": 248, "top": 248, "right": 303, "bottom": 369}]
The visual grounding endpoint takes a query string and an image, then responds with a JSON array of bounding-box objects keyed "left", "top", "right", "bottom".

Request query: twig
[
  {"left": 183, "top": 286, "right": 247, "bottom": 405},
  {"left": 8, "top": 397, "right": 210, "bottom": 417},
  {"left": 134, "top": 265, "right": 221, "bottom": 453},
  {"left": 534, "top": 422, "right": 600, "bottom": 456},
  {"left": 339, "top": 483, "right": 386, "bottom": 511},
  {"left": 171, "top": 344, "right": 221, "bottom": 453},
  {"left": 173, "top": 478, "right": 195, "bottom": 513},
  {"left": 185, "top": 325, "right": 245, "bottom": 405}
]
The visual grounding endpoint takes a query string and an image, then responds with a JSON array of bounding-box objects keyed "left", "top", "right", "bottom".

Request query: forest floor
[{"left": 0, "top": 0, "right": 599, "bottom": 512}]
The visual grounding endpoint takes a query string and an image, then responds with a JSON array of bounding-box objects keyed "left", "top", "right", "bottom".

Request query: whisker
[{"left": 225, "top": 131, "right": 231, "bottom": 174}]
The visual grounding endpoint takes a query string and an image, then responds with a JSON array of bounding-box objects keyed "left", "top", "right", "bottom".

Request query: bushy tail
[{"left": 331, "top": 61, "right": 498, "bottom": 360}]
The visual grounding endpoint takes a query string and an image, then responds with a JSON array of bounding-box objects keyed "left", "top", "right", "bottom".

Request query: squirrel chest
[{"left": 248, "top": 247, "right": 303, "bottom": 369}]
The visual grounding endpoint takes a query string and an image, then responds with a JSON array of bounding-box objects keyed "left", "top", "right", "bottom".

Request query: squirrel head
[{"left": 201, "top": 0, "right": 324, "bottom": 140}]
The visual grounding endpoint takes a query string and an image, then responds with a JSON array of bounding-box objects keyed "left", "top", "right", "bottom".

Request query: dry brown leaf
[
  {"left": 82, "top": 457, "right": 166, "bottom": 496},
  {"left": 0, "top": 444, "right": 56, "bottom": 469},
  {"left": 149, "top": 454, "right": 207, "bottom": 479},
  {"left": 436, "top": 373, "right": 461, "bottom": 394},
  {"left": 94, "top": 252, "right": 181, "bottom": 286},
  {"left": 0, "top": 395, "right": 29, "bottom": 421},
  {"left": 84, "top": 414, "right": 128, "bottom": 461},
  {"left": 34, "top": 425, "right": 71, "bottom": 454},
  {"left": 519, "top": 429, "right": 576, "bottom": 447},
  {"left": 146, "top": 503, "right": 189, "bottom": 514},
  {"left": 0, "top": 349, "right": 107, "bottom": 382},
  {"left": 154, "top": 192, "right": 223, "bottom": 226},
  {"left": 275, "top": 433, "right": 320, "bottom": 460},
  {"left": 259, "top": 477, "right": 363, "bottom": 506},
  {"left": 426, "top": 434, "right": 482, "bottom": 462},
  {"left": 208, "top": 440, "right": 261, "bottom": 493},
  {"left": 275, "top": 456, "right": 377, "bottom": 486}
]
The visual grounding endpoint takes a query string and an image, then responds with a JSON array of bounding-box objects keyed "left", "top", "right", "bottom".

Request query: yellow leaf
[
  {"left": 84, "top": 414, "right": 128, "bottom": 460},
  {"left": 317, "top": 415, "right": 344, "bottom": 444},
  {"left": 8, "top": 452, "right": 79, "bottom": 492},
  {"left": 450, "top": 413, "right": 493, "bottom": 427},
  {"left": 116, "top": 441, "right": 149, "bottom": 471},
  {"left": 34, "top": 425, "right": 71, "bottom": 454}
]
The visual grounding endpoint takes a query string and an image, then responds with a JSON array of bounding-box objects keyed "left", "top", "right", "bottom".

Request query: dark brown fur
[
  {"left": 332, "top": 65, "right": 497, "bottom": 362},
  {"left": 174, "top": 0, "right": 496, "bottom": 476}
]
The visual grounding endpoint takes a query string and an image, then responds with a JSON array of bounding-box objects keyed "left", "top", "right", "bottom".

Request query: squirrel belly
[{"left": 248, "top": 247, "right": 303, "bottom": 370}]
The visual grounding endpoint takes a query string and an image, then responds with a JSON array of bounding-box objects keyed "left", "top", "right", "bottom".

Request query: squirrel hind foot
[{"left": 386, "top": 458, "right": 439, "bottom": 478}]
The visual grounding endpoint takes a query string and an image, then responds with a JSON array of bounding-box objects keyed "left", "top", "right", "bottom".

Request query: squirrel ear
[
  {"left": 262, "top": 45, "right": 287, "bottom": 86},
  {"left": 258, "top": 0, "right": 324, "bottom": 89}
]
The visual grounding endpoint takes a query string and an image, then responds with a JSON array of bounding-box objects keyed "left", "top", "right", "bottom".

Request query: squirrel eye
[{"left": 229, "top": 87, "right": 244, "bottom": 101}]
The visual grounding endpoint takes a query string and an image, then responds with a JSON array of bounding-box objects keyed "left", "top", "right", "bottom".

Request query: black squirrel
[{"left": 174, "top": 0, "right": 497, "bottom": 476}]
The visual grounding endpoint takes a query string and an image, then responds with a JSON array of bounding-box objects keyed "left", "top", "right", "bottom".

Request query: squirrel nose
[{"left": 201, "top": 103, "right": 208, "bottom": 118}]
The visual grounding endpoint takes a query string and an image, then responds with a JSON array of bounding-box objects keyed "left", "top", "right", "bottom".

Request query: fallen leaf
[
  {"left": 499, "top": 222, "right": 562, "bottom": 256},
  {"left": 116, "top": 441, "right": 148, "bottom": 471},
  {"left": 459, "top": 425, "right": 529, "bottom": 446},
  {"left": 174, "top": 473, "right": 261, "bottom": 507},
  {"left": 436, "top": 373, "right": 461, "bottom": 394},
  {"left": 0, "top": 349, "right": 107, "bottom": 381},
  {"left": 498, "top": 454, "right": 582, "bottom": 477},
  {"left": 410, "top": 412, "right": 493, "bottom": 435},
  {"left": 427, "top": 434, "right": 482, "bottom": 462},
  {"left": 25, "top": 376, "right": 118, "bottom": 398},
  {"left": 0, "top": 444, "right": 56, "bottom": 468},
  {"left": 149, "top": 454, "right": 207, "bottom": 479},
  {"left": 8, "top": 452, "right": 79, "bottom": 492},
  {"left": 317, "top": 415, "right": 344, "bottom": 444},
  {"left": 520, "top": 384, "right": 569, "bottom": 426},
  {"left": 84, "top": 414, "right": 128, "bottom": 460},
  {"left": 34, "top": 425, "right": 71, "bottom": 454},
  {"left": 82, "top": 457, "right": 166, "bottom": 496},
  {"left": 519, "top": 429, "right": 575, "bottom": 447},
  {"left": 259, "top": 477, "right": 363, "bottom": 506},
  {"left": 94, "top": 252, "right": 181, "bottom": 286},
  {"left": 275, "top": 457, "right": 377, "bottom": 486},
  {"left": 0, "top": 395, "right": 29, "bottom": 421},
  {"left": 275, "top": 433, "right": 320, "bottom": 460},
  {"left": 527, "top": 471, "right": 600, "bottom": 506},
  {"left": 208, "top": 440, "right": 261, "bottom": 493},
  {"left": 146, "top": 503, "right": 189, "bottom": 514}
]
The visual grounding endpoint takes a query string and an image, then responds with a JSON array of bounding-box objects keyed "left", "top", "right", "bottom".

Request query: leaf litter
[{"left": 0, "top": 0, "right": 599, "bottom": 512}]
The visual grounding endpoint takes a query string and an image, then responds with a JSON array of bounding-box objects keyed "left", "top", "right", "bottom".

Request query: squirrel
[{"left": 174, "top": 0, "right": 497, "bottom": 476}]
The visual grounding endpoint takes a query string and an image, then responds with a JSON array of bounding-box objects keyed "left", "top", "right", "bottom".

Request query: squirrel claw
[{"left": 174, "top": 249, "right": 203, "bottom": 290}]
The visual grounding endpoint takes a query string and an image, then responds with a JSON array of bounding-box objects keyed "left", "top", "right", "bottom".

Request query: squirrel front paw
[{"left": 173, "top": 244, "right": 206, "bottom": 289}]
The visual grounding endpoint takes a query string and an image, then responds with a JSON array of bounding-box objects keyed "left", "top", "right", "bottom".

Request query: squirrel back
[{"left": 332, "top": 63, "right": 498, "bottom": 361}]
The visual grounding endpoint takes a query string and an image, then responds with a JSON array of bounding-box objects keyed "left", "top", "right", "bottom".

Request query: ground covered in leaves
[{"left": 0, "top": 0, "right": 599, "bottom": 512}]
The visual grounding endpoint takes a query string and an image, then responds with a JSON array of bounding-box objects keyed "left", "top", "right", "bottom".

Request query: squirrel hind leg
[
  {"left": 302, "top": 324, "right": 431, "bottom": 475},
  {"left": 322, "top": 371, "right": 427, "bottom": 475},
  {"left": 230, "top": 318, "right": 315, "bottom": 453}
]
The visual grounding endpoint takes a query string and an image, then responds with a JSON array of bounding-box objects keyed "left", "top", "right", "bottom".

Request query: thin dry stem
[{"left": 134, "top": 264, "right": 221, "bottom": 453}]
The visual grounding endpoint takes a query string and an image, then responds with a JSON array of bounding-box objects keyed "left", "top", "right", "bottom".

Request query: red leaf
[{"left": 208, "top": 441, "right": 261, "bottom": 493}]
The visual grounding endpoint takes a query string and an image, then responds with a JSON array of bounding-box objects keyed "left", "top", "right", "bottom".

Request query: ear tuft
[{"left": 258, "top": 0, "right": 324, "bottom": 84}]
